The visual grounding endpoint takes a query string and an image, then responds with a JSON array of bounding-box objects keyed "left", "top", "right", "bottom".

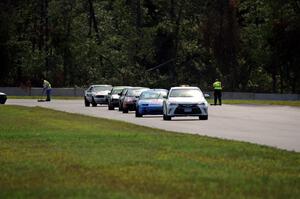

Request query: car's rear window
[
  {"left": 127, "top": 89, "right": 146, "bottom": 97},
  {"left": 140, "top": 92, "right": 160, "bottom": 99},
  {"left": 94, "top": 86, "right": 112, "bottom": 91},
  {"left": 169, "top": 89, "right": 202, "bottom": 98},
  {"left": 112, "top": 88, "right": 124, "bottom": 94}
]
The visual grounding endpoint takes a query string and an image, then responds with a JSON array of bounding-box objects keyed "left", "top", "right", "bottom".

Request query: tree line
[{"left": 0, "top": 0, "right": 299, "bottom": 93}]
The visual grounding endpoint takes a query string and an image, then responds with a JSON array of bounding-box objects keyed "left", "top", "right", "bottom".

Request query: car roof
[
  {"left": 121, "top": 87, "right": 130, "bottom": 91},
  {"left": 112, "top": 86, "right": 132, "bottom": 89},
  {"left": 143, "top": 89, "right": 168, "bottom": 93},
  {"left": 91, "top": 84, "right": 112, "bottom": 87},
  {"left": 149, "top": 89, "right": 168, "bottom": 91},
  {"left": 128, "top": 87, "right": 149, "bottom": 90},
  {"left": 170, "top": 86, "right": 200, "bottom": 90}
]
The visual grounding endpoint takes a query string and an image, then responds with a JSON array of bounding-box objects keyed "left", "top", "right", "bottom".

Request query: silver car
[
  {"left": 121, "top": 87, "right": 150, "bottom": 113},
  {"left": 163, "top": 86, "right": 208, "bottom": 120},
  {"left": 84, "top": 85, "right": 112, "bottom": 107}
]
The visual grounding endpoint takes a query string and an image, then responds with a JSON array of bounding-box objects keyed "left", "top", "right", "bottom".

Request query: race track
[{"left": 6, "top": 99, "right": 300, "bottom": 152}]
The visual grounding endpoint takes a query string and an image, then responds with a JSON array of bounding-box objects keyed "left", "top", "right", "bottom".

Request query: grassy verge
[
  {"left": 207, "top": 99, "right": 300, "bottom": 107},
  {"left": 8, "top": 96, "right": 82, "bottom": 100},
  {"left": 0, "top": 106, "right": 299, "bottom": 198}
]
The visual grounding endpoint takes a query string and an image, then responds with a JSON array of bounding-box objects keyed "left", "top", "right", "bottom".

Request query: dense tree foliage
[{"left": 0, "top": 0, "right": 299, "bottom": 93}]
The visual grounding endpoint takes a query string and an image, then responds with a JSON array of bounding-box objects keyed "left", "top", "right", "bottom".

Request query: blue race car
[{"left": 135, "top": 89, "right": 168, "bottom": 117}]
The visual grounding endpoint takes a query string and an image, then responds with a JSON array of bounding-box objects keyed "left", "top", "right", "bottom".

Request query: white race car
[
  {"left": 84, "top": 85, "right": 112, "bottom": 107},
  {"left": 163, "top": 86, "right": 208, "bottom": 120}
]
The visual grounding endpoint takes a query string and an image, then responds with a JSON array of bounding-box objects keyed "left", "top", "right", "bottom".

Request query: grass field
[
  {"left": 0, "top": 105, "right": 299, "bottom": 198},
  {"left": 8, "top": 96, "right": 82, "bottom": 100},
  {"left": 222, "top": 99, "right": 300, "bottom": 106},
  {"left": 207, "top": 99, "right": 300, "bottom": 107}
]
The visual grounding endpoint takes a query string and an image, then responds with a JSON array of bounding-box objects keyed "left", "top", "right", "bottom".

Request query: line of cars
[{"left": 84, "top": 85, "right": 209, "bottom": 120}]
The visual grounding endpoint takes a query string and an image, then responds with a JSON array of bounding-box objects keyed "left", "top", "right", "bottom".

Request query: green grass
[
  {"left": 207, "top": 99, "right": 300, "bottom": 107},
  {"left": 8, "top": 96, "right": 82, "bottom": 100},
  {"left": 0, "top": 106, "right": 299, "bottom": 199}
]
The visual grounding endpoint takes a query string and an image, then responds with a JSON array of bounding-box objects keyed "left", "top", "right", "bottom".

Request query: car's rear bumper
[
  {"left": 0, "top": 94, "right": 7, "bottom": 104},
  {"left": 139, "top": 106, "right": 163, "bottom": 115},
  {"left": 124, "top": 103, "right": 136, "bottom": 111},
  {"left": 110, "top": 99, "right": 119, "bottom": 107},
  {"left": 94, "top": 96, "right": 108, "bottom": 104}
]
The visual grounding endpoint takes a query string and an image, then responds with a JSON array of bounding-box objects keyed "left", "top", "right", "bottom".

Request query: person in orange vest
[{"left": 213, "top": 79, "right": 222, "bottom": 105}]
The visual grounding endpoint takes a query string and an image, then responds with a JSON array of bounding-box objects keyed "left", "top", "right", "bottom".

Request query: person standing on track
[
  {"left": 213, "top": 79, "right": 222, "bottom": 105},
  {"left": 43, "top": 79, "right": 52, "bottom": 101}
]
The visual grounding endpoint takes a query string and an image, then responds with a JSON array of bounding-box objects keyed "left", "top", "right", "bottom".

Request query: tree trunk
[
  {"left": 88, "top": 1, "right": 92, "bottom": 37},
  {"left": 168, "top": 0, "right": 184, "bottom": 85},
  {"left": 38, "top": 1, "right": 44, "bottom": 51},
  {"left": 44, "top": 0, "right": 49, "bottom": 75},
  {"left": 272, "top": 72, "right": 277, "bottom": 93},
  {"left": 88, "top": 0, "right": 101, "bottom": 42},
  {"left": 291, "top": 76, "right": 296, "bottom": 93},
  {"left": 136, "top": 0, "right": 141, "bottom": 32},
  {"left": 280, "top": 67, "right": 283, "bottom": 93}
]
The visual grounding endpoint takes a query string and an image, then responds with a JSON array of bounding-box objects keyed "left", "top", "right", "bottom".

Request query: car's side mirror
[
  {"left": 163, "top": 96, "right": 168, "bottom": 99},
  {"left": 108, "top": 92, "right": 111, "bottom": 95},
  {"left": 204, "top": 94, "right": 210, "bottom": 98}
]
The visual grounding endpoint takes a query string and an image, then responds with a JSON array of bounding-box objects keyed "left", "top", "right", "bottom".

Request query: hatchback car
[
  {"left": 122, "top": 87, "right": 149, "bottom": 113},
  {"left": 84, "top": 85, "right": 112, "bottom": 106},
  {"left": 108, "top": 86, "right": 131, "bottom": 110},
  {"left": 163, "top": 87, "right": 208, "bottom": 120},
  {"left": 0, "top": 92, "right": 7, "bottom": 104},
  {"left": 135, "top": 89, "right": 168, "bottom": 117}
]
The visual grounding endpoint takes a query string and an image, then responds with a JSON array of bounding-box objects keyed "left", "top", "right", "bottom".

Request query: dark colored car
[
  {"left": 122, "top": 87, "right": 149, "bottom": 113},
  {"left": 107, "top": 86, "right": 131, "bottom": 110},
  {"left": 0, "top": 92, "right": 7, "bottom": 104},
  {"left": 118, "top": 87, "right": 131, "bottom": 111}
]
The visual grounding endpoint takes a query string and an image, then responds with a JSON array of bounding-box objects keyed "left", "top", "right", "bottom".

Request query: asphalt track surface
[{"left": 6, "top": 99, "right": 300, "bottom": 152}]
